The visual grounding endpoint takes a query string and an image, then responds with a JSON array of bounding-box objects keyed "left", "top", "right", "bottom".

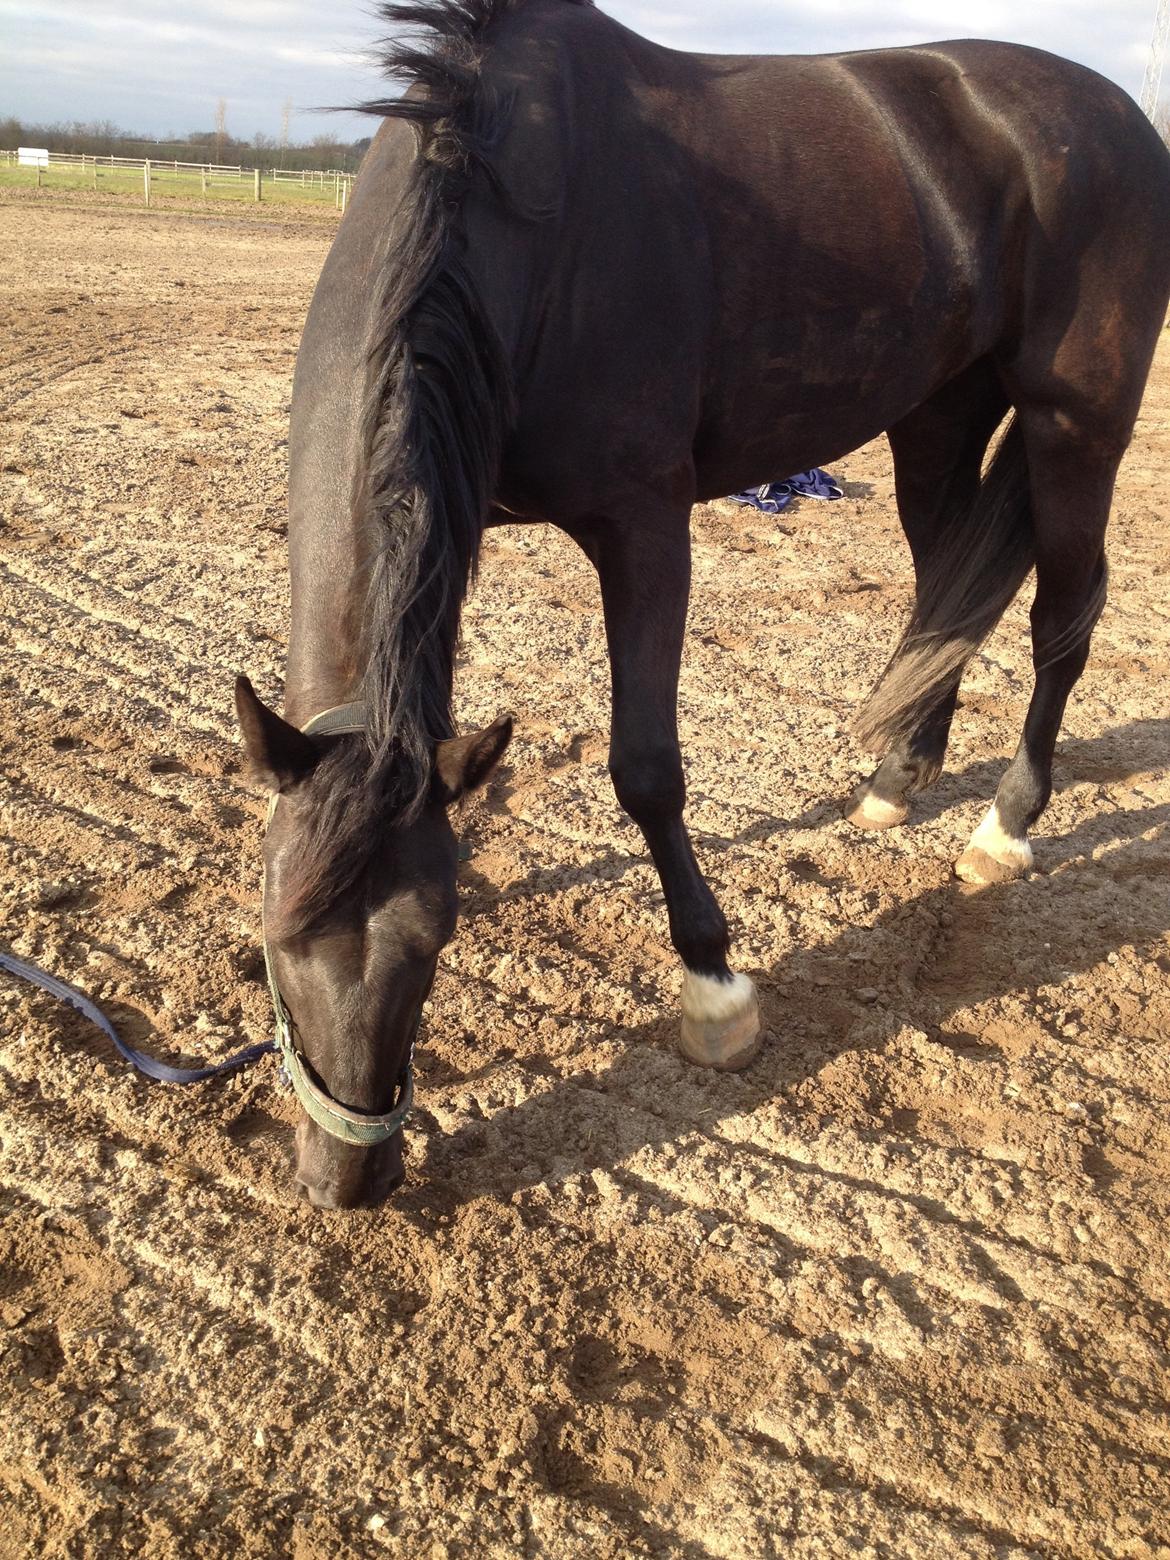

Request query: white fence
[
  {"left": 266, "top": 167, "right": 350, "bottom": 190},
  {"left": 0, "top": 148, "right": 354, "bottom": 207}
]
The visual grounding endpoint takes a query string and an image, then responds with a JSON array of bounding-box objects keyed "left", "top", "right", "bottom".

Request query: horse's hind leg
[
  {"left": 592, "top": 510, "right": 760, "bottom": 1070},
  {"left": 954, "top": 411, "right": 1112, "bottom": 883},
  {"left": 953, "top": 191, "right": 1169, "bottom": 884},
  {"left": 848, "top": 361, "right": 1008, "bottom": 829}
]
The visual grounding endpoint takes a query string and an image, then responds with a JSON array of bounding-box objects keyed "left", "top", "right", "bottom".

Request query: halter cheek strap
[{"left": 263, "top": 701, "right": 415, "bottom": 1148}]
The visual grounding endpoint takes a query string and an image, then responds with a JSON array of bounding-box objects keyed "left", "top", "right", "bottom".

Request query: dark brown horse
[{"left": 236, "top": 0, "right": 1170, "bottom": 1207}]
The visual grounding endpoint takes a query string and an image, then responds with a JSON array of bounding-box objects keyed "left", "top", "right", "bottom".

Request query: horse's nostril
[
  {"left": 295, "top": 1177, "right": 344, "bottom": 1210},
  {"left": 295, "top": 1170, "right": 406, "bottom": 1210}
]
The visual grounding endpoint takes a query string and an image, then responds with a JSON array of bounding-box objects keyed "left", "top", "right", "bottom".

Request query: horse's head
[{"left": 235, "top": 676, "right": 511, "bottom": 1209}]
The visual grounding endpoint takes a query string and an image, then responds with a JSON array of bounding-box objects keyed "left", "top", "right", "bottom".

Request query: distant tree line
[
  {"left": 0, "top": 115, "right": 373, "bottom": 171},
  {"left": 4, "top": 98, "right": 1165, "bottom": 170}
]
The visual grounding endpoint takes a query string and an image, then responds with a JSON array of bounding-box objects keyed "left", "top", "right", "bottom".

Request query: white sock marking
[
  {"left": 967, "top": 803, "right": 1034, "bottom": 868},
  {"left": 681, "top": 970, "right": 756, "bottom": 1023},
  {"left": 853, "top": 791, "right": 906, "bottom": 827}
]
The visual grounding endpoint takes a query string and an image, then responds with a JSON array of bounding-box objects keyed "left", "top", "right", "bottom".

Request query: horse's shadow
[
  {"left": 407, "top": 716, "right": 1168, "bottom": 1212},
  {"left": 834, "top": 478, "right": 876, "bottom": 500}
]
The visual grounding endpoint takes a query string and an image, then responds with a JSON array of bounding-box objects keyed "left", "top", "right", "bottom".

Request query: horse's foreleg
[{"left": 595, "top": 518, "right": 760, "bottom": 1070}]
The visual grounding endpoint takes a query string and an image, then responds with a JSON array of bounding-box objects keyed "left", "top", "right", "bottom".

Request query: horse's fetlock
[
  {"left": 674, "top": 920, "right": 731, "bottom": 973},
  {"left": 906, "top": 753, "right": 945, "bottom": 794}
]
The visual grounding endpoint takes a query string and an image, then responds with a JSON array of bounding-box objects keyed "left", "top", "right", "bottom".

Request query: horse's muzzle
[{"left": 294, "top": 1119, "right": 406, "bottom": 1209}]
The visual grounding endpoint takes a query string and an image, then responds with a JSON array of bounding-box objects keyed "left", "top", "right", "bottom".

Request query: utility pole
[
  {"left": 215, "top": 98, "right": 227, "bottom": 164},
  {"left": 280, "top": 99, "right": 292, "bottom": 168},
  {"left": 1140, "top": 0, "right": 1169, "bottom": 120}
]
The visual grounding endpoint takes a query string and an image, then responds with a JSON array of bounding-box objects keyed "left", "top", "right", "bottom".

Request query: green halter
[{"left": 262, "top": 702, "right": 415, "bottom": 1147}]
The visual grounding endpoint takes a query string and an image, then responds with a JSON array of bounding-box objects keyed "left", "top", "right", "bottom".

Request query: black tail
[{"left": 854, "top": 420, "right": 1036, "bottom": 752}]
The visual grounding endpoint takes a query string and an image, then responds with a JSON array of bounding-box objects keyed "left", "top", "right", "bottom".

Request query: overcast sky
[{"left": 0, "top": 0, "right": 1160, "bottom": 143}]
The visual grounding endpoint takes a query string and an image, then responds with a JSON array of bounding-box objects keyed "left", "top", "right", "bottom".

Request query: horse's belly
[{"left": 692, "top": 297, "right": 980, "bottom": 499}]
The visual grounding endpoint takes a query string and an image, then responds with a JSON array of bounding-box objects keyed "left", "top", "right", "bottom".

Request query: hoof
[
  {"left": 679, "top": 971, "right": 761, "bottom": 1070},
  {"left": 954, "top": 805, "right": 1033, "bottom": 885},
  {"left": 845, "top": 785, "right": 908, "bottom": 831},
  {"left": 954, "top": 846, "right": 1030, "bottom": 885}
]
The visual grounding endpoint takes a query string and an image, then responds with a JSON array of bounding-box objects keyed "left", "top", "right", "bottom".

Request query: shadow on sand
[{"left": 409, "top": 716, "right": 1168, "bottom": 1208}]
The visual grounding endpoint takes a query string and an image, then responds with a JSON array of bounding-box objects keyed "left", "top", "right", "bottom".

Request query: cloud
[
  {"left": 0, "top": 0, "right": 387, "bottom": 138},
  {"left": 0, "top": 0, "right": 1159, "bottom": 139}
]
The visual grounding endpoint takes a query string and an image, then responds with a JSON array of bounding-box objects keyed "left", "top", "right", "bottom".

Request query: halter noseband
[{"left": 262, "top": 701, "right": 415, "bottom": 1148}]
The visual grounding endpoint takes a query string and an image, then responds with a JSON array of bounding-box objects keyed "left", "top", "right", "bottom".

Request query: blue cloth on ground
[{"left": 727, "top": 469, "right": 843, "bottom": 513}]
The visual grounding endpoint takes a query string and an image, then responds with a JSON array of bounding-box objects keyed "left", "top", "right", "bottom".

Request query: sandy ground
[{"left": 1, "top": 193, "right": 1168, "bottom": 1559}]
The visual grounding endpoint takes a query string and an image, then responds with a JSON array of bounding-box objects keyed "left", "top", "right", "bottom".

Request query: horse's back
[
  {"left": 339, "top": 3, "right": 1170, "bottom": 514},
  {"left": 473, "top": 9, "right": 1170, "bottom": 506},
  {"left": 831, "top": 40, "right": 1170, "bottom": 233}
]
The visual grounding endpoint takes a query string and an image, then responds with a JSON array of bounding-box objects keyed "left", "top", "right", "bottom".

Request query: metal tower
[{"left": 1140, "top": 0, "right": 1170, "bottom": 119}]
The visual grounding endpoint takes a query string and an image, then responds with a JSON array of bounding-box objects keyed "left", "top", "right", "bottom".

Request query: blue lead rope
[
  {"left": 0, "top": 948, "right": 276, "bottom": 1084},
  {"left": 0, "top": 704, "right": 410, "bottom": 1142}
]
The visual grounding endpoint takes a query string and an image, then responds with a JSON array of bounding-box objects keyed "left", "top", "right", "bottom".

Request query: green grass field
[{"left": 0, "top": 163, "right": 348, "bottom": 206}]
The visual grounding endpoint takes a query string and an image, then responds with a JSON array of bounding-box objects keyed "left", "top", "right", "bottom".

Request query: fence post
[
  {"left": 254, "top": 168, "right": 261, "bottom": 202},
  {"left": 201, "top": 167, "right": 207, "bottom": 195},
  {"left": 93, "top": 162, "right": 98, "bottom": 190},
  {"left": 36, "top": 164, "right": 42, "bottom": 189},
  {"left": 144, "top": 159, "right": 151, "bottom": 206},
  {"left": 340, "top": 179, "right": 348, "bottom": 215}
]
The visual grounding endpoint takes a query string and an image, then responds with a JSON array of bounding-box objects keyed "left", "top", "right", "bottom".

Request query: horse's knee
[{"left": 609, "top": 747, "right": 685, "bottom": 823}]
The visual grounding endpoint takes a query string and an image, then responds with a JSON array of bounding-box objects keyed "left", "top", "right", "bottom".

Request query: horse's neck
[
  {"left": 284, "top": 190, "right": 386, "bottom": 730},
  {"left": 284, "top": 520, "right": 368, "bottom": 729}
]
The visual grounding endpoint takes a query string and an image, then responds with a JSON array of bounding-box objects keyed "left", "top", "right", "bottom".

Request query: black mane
[
  {"left": 356, "top": 0, "right": 517, "bottom": 805},
  {"left": 281, "top": 0, "right": 586, "bottom": 935}
]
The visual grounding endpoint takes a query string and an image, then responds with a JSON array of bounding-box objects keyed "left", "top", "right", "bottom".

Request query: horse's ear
[
  {"left": 234, "top": 675, "right": 317, "bottom": 793},
  {"left": 434, "top": 716, "right": 513, "bottom": 806}
]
